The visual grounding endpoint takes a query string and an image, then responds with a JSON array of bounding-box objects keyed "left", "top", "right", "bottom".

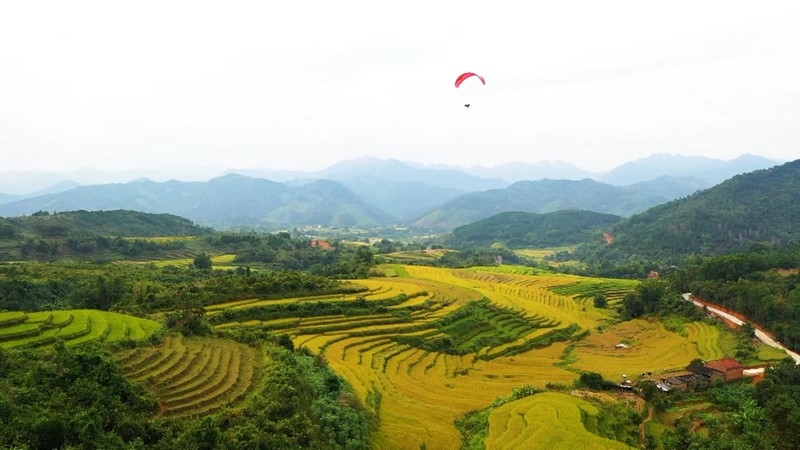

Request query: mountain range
[{"left": 0, "top": 153, "right": 782, "bottom": 230}]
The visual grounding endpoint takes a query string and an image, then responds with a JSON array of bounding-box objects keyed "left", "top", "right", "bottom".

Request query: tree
[
  {"left": 593, "top": 293, "right": 608, "bottom": 308},
  {"left": 577, "top": 371, "right": 605, "bottom": 390},
  {"left": 193, "top": 253, "right": 212, "bottom": 270}
]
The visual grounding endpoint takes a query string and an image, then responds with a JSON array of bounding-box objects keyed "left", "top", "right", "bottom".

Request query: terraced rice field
[
  {"left": 566, "top": 319, "right": 774, "bottom": 379},
  {"left": 114, "top": 334, "right": 260, "bottom": 418},
  {"left": 0, "top": 309, "right": 161, "bottom": 349},
  {"left": 203, "top": 263, "right": 768, "bottom": 448},
  {"left": 546, "top": 277, "right": 638, "bottom": 306},
  {"left": 485, "top": 392, "right": 631, "bottom": 449},
  {"left": 209, "top": 265, "right": 649, "bottom": 449}
]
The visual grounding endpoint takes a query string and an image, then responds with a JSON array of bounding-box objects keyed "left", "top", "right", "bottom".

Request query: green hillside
[
  {"left": 588, "top": 159, "right": 800, "bottom": 264},
  {"left": 445, "top": 210, "right": 622, "bottom": 249},
  {"left": 412, "top": 177, "right": 704, "bottom": 231},
  {"left": 0, "top": 210, "right": 209, "bottom": 261},
  {"left": 0, "top": 209, "right": 206, "bottom": 238}
]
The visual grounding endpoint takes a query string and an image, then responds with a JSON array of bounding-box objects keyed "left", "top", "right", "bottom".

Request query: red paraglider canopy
[{"left": 455, "top": 72, "right": 485, "bottom": 88}]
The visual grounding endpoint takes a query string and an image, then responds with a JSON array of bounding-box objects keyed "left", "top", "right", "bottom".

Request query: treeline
[
  {"left": 616, "top": 247, "right": 800, "bottom": 353},
  {"left": 18, "top": 234, "right": 188, "bottom": 258},
  {"left": 0, "top": 332, "right": 373, "bottom": 450},
  {"left": 0, "top": 210, "right": 209, "bottom": 261},
  {"left": 0, "top": 210, "right": 208, "bottom": 239},
  {"left": 207, "top": 231, "right": 376, "bottom": 278},
  {"left": 0, "top": 262, "right": 346, "bottom": 313}
]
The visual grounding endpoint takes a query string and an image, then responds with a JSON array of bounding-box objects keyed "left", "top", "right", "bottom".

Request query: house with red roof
[{"left": 705, "top": 357, "right": 744, "bottom": 382}]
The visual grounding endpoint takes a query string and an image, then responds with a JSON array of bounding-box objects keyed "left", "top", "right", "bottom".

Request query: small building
[
  {"left": 659, "top": 372, "right": 711, "bottom": 392},
  {"left": 705, "top": 358, "right": 744, "bottom": 382},
  {"left": 685, "top": 360, "right": 725, "bottom": 383}
]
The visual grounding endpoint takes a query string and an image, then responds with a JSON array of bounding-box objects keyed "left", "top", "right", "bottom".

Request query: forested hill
[
  {"left": 0, "top": 210, "right": 206, "bottom": 239},
  {"left": 444, "top": 210, "right": 623, "bottom": 249},
  {"left": 585, "top": 159, "right": 800, "bottom": 264},
  {"left": 413, "top": 176, "right": 706, "bottom": 231}
]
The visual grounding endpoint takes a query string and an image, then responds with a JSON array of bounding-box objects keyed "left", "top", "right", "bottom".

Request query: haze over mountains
[{"left": 0, "top": 153, "right": 784, "bottom": 231}]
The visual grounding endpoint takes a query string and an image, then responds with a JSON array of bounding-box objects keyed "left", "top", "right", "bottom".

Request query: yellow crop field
[
  {"left": 568, "top": 319, "right": 741, "bottom": 379},
  {"left": 206, "top": 264, "right": 771, "bottom": 449},
  {"left": 513, "top": 246, "right": 577, "bottom": 261},
  {"left": 208, "top": 264, "right": 646, "bottom": 448},
  {"left": 211, "top": 254, "right": 237, "bottom": 264},
  {"left": 115, "top": 334, "right": 260, "bottom": 417},
  {"left": 486, "top": 392, "right": 632, "bottom": 449}
]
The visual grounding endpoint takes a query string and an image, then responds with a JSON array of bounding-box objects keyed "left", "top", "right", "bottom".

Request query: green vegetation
[
  {"left": 547, "top": 277, "right": 638, "bottom": 307},
  {"left": 0, "top": 331, "right": 374, "bottom": 450},
  {"left": 0, "top": 210, "right": 208, "bottom": 261},
  {"left": 665, "top": 247, "right": 800, "bottom": 351},
  {"left": 445, "top": 210, "right": 622, "bottom": 249},
  {"left": 577, "top": 159, "right": 800, "bottom": 267},
  {"left": 393, "top": 299, "right": 567, "bottom": 358},
  {"left": 0, "top": 260, "right": 349, "bottom": 313},
  {"left": 647, "top": 360, "right": 800, "bottom": 450}
]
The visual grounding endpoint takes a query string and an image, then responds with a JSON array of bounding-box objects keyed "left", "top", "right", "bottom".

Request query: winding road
[{"left": 682, "top": 293, "right": 800, "bottom": 366}]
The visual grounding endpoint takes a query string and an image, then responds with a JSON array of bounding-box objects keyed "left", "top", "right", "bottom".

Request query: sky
[{"left": 1, "top": 1, "right": 799, "bottom": 175}]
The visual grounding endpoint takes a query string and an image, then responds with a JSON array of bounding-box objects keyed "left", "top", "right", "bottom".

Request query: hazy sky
[{"left": 1, "top": 1, "right": 799, "bottom": 174}]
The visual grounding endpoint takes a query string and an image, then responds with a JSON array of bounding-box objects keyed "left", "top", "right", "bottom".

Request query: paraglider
[
  {"left": 454, "top": 72, "right": 485, "bottom": 88},
  {"left": 456, "top": 72, "right": 484, "bottom": 108}
]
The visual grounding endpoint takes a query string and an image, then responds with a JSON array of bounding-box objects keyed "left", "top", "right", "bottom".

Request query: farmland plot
[
  {"left": 565, "top": 318, "right": 780, "bottom": 379},
  {"left": 114, "top": 334, "right": 260, "bottom": 418},
  {"left": 0, "top": 309, "right": 160, "bottom": 349},
  {"left": 208, "top": 264, "right": 769, "bottom": 449},
  {"left": 486, "top": 392, "right": 632, "bottom": 449},
  {"left": 209, "top": 265, "right": 636, "bottom": 449}
]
